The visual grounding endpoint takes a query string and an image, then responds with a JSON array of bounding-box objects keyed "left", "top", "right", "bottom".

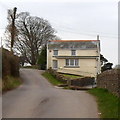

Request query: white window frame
[
  {"left": 71, "top": 50, "right": 76, "bottom": 56},
  {"left": 65, "top": 59, "right": 79, "bottom": 66},
  {"left": 53, "top": 50, "right": 58, "bottom": 56}
]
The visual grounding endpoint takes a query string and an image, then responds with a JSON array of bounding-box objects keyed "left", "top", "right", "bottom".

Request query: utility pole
[
  {"left": 10, "top": 7, "right": 17, "bottom": 53},
  {"left": 1, "top": 37, "right": 2, "bottom": 48}
]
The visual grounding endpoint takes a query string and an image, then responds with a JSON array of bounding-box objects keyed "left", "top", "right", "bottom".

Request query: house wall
[
  {"left": 52, "top": 49, "right": 99, "bottom": 56},
  {"left": 57, "top": 58, "right": 97, "bottom": 77},
  {"left": 47, "top": 48, "right": 100, "bottom": 77}
]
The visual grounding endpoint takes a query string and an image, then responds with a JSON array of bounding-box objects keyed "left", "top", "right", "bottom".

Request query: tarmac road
[{"left": 2, "top": 69, "right": 99, "bottom": 118}]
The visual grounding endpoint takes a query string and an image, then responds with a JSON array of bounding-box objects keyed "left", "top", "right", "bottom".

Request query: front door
[{"left": 53, "top": 60, "right": 58, "bottom": 69}]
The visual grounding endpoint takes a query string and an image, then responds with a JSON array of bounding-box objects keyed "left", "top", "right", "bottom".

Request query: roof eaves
[{"left": 49, "top": 40, "right": 99, "bottom": 42}]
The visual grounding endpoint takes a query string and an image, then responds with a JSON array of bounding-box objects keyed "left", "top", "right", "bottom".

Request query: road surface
[{"left": 3, "top": 69, "right": 99, "bottom": 118}]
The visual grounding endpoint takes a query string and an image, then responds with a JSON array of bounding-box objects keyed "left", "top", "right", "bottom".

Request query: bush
[
  {"left": 2, "top": 48, "right": 20, "bottom": 79},
  {"left": 37, "top": 46, "right": 47, "bottom": 70}
]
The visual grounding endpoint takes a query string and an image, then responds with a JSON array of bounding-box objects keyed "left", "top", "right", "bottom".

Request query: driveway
[{"left": 2, "top": 69, "right": 99, "bottom": 118}]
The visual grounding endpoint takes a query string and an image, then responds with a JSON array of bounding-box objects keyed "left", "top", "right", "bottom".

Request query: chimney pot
[{"left": 97, "top": 35, "right": 99, "bottom": 40}]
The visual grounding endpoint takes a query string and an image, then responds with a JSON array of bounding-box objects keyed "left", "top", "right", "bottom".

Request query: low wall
[
  {"left": 97, "top": 69, "right": 120, "bottom": 97},
  {"left": 48, "top": 69, "right": 95, "bottom": 87},
  {"left": 71, "top": 77, "right": 95, "bottom": 87}
]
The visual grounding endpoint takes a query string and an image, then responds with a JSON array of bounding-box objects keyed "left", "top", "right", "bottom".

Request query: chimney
[{"left": 97, "top": 35, "right": 99, "bottom": 40}]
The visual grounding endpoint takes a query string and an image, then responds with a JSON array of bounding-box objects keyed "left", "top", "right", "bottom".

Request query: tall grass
[{"left": 2, "top": 76, "right": 22, "bottom": 92}]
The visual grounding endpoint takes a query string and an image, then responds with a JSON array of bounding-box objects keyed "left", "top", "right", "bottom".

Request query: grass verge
[
  {"left": 61, "top": 74, "right": 83, "bottom": 79},
  {"left": 42, "top": 72, "right": 64, "bottom": 86},
  {"left": 2, "top": 76, "right": 22, "bottom": 92},
  {"left": 88, "top": 88, "right": 120, "bottom": 118}
]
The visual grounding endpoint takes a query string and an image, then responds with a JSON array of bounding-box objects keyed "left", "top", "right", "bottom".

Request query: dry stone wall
[
  {"left": 48, "top": 69, "right": 95, "bottom": 87},
  {"left": 97, "top": 69, "right": 120, "bottom": 97}
]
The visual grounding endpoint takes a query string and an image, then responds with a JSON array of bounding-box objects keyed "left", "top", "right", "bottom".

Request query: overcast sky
[{"left": 0, "top": 0, "right": 119, "bottom": 66}]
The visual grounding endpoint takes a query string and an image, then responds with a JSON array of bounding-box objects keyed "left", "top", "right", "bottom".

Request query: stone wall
[
  {"left": 97, "top": 69, "right": 120, "bottom": 97},
  {"left": 71, "top": 77, "right": 94, "bottom": 87},
  {"left": 48, "top": 69, "right": 95, "bottom": 87}
]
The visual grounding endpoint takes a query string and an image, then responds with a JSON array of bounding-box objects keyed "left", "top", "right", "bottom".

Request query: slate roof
[{"left": 48, "top": 40, "right": 100, "bottom": 50}]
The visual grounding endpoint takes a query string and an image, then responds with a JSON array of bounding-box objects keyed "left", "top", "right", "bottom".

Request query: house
[{"left": 47, "top": 39, "right": 101, "bottom": 77}]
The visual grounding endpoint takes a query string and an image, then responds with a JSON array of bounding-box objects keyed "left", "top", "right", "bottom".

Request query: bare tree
[
  {"left": 14, "top": 12, "right": 56, "bottom": 65},
  {"left": 50, "top": 35, "right": 61, "bottom": 40}
]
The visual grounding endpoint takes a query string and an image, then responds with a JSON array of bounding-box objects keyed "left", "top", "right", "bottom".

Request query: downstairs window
[{"left": 65, "top": 59, "right": 79, "bottom": 67}]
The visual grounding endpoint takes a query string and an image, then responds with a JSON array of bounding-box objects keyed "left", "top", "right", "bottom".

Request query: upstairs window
[
  {"left": 53, "top": 50, "right": 58, "bottom": 56},
  {"left": 71, "top": 50, "right": 76, "bottom": 56}
]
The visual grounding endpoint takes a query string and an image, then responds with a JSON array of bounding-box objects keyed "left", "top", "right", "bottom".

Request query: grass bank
[
  {"left": 42, "top": 72, "right": 64, "bottom": 86},
  {"left": 61, "top": 74, "right": 82, "bottom": 79},
  {"left": 88, "top": 88, "right": 120, "bottom": 118},
  {"left": 2, "top": 76, "right": 22, "bottom": 92}
]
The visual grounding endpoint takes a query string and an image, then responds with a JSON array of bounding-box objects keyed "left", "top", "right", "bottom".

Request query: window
[
  {"left": 65, "top": 59, "right": 79, "bottom": 66},
  {"left": 53, "top": 60, "right": 58, "bottom": 69},
  {"left": 53, "top": 50, "right": 58, "bottom": 56},
  {"left": 75, "top": 59, "right": 79, "bottom": 66},
  {"left": 71, "top": 50, "right": 76, "bottom": 56},
  {"left": 70, "top": 59, "right": 74, "bottom": 66},
  {"left": 66, "top": 59, "right": 69, "bottom": 66}
]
